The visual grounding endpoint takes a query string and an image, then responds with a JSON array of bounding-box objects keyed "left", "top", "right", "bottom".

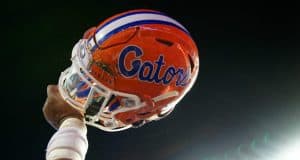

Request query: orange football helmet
[{"left": 58, "top": 9, "right": 199, "bottom": 132}]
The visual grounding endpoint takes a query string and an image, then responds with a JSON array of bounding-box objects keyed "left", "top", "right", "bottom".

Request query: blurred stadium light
[{"left": 202, "top": 132, "right": 300, "bottom": 160}]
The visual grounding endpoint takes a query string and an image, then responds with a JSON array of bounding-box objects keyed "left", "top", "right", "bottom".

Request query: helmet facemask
[{"left": 58, "top": 39, "right": 144, "bottom": 132}]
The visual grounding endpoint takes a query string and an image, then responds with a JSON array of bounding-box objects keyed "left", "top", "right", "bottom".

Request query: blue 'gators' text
[{"left": 118, "top": 45, "right": 190, "bottom": 86}]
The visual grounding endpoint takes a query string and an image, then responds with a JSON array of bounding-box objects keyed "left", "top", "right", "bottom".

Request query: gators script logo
[{"left": 118, "top": 45, "right": 190, "bottom": 86}]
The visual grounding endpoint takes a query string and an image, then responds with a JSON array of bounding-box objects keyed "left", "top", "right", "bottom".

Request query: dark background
[{"left": 3, "top": 1, "right": 300, "bottom": 160}]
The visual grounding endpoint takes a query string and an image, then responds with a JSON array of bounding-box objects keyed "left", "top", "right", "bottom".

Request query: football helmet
[{"left": 58, "top": 9, "right": 199, "bottom": 132}]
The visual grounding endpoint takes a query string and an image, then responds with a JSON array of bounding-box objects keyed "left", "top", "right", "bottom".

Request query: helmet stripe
[
  {"left": 87, "top": 11, "right": 160, "bottom": 46},
  {"left": 88, "top": 12, "right": 189, "bottom": 52},
  {"left": 95, "top": 11, "right": 164, "bottom": 34}
]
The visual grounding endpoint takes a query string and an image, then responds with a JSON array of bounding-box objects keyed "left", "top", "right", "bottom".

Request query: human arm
[{"left": 43, "top": 85, "right": 88, "bottom": 160}]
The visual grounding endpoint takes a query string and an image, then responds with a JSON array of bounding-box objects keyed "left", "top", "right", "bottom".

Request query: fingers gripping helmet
[{"left": 58, "top": 9, "right": 199, "bottom": 132}]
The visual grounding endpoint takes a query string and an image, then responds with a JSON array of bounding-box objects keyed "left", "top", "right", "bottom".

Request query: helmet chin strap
[
  {"left": 109, "top": 91, "right": 179, "bottom": 127},
  {"left": 109, "top": 90, "right": 179, "bottom": 117},
  {"left": 152, "top": 91, "right": 179, "bottom": 103}
]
